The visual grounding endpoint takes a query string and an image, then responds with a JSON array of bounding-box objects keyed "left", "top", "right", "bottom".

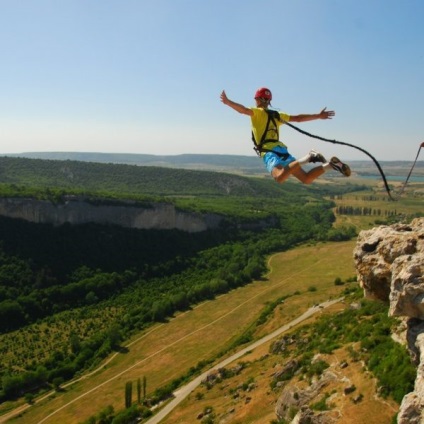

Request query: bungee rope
[
  {"left": 399, "top": 141, "right": 424, "bottom": 195},
  {"left": 282, "top": 120, "right": 423, "bottom": 201}
]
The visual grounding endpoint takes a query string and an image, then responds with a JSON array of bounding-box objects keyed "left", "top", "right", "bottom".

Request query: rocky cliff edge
[
  {"left": 0, "top": 197, "right": 279, "bottom": 233},
  {"left": 354, "top": 217, "right": 424, "bottom": 424},
  {"left": 0, "top": 197, "right": 224, "bottom": 232}
]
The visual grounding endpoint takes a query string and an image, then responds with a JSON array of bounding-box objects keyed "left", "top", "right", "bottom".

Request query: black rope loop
[{"left": 281, "top": 120, "right": 420, "bottom": 201}]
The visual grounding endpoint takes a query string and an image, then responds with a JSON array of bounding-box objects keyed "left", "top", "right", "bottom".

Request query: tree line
[{"left": 335, "top": 205, "right": 398, "bottom": 216}]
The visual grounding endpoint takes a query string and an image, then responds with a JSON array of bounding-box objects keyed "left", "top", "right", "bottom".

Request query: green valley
[{"left": 0, "top": 154, "right": 422, "bottom": 423}]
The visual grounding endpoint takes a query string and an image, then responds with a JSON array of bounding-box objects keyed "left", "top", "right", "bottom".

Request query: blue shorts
[{"left": 263, "top": 146, "right": 296, "bottom": 173}]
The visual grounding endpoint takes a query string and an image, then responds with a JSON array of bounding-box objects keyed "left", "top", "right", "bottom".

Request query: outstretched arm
[
  {"left": 289, "top": 107, "right": 335, "bottom": 122},
  {"left": 220, "top": 90, "right": 253, "bottom": 116}
]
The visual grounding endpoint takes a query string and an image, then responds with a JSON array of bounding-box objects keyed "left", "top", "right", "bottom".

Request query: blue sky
[{"left": 0, "top": 0, "right": 423, "bottom": 161}]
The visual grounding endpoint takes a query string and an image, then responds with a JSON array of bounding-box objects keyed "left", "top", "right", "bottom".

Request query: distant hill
[
  {"left": 0, "top": 156, "right": 360, "bottom": 201},
  {"left": 4, "top": 152, "right": 422, "bottom": 177},
  {"left": 4, "top": 152, "right": 265, "bottom": 174}
]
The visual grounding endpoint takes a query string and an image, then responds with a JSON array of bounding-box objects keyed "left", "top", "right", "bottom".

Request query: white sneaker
[{"left": 308, "top": 149, "right": 326, "bottom": 163}]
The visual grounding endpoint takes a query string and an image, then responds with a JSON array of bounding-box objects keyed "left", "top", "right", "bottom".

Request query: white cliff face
[
  {"left": 354, "top": 218, "right": 424, "bottom": 424},
  {"left": 0, "top": 197, "right": 222, "bottom": 233}
]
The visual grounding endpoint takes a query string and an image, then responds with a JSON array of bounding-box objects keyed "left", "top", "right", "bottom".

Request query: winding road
[{"left": 144, "top": 298, "right": 343, "bottom": 424}]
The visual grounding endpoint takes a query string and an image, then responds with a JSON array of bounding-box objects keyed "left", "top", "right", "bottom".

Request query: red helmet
[{"left": 254, "top": 87, "right": 272, "bottom": 101}]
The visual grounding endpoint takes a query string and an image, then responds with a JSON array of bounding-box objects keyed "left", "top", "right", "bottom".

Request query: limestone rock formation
[
  {"left": 0, "top": 197, "right": 218, "bottom": 232},
  {"left": 353, "top": 217, "right": 424, "bottom": 424},
  {"left": 274, "top": 369, "right": 338, "bottom": 423},
  {"left": 0, "top": 196, "right": 277, "bottom": 233}
]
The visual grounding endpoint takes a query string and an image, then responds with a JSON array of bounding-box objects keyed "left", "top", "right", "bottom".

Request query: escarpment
[
  {"left": 0, "top": 196, "right": 276, "bottom": 233},
  {"left": 354, "top": 218, "right": 424, "bottom": 424}
]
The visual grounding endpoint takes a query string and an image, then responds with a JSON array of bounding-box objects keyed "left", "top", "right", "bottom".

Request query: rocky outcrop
[
  {"left": 275, "top": 369, "right": 338, "bottom": 423},
  {"left": 353, "top": 217, "right": 424, "bottom": 424},
  {"left": 0, "top": 197, "right": 220, "bottom": 232},
  {"left": 0, "top": 196, "right": 278, "bottom": 233}
]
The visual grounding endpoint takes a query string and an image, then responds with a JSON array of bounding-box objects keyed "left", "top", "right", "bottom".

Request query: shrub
[{"left": 334, "top": 277, "right": 344, "bottom": 286}]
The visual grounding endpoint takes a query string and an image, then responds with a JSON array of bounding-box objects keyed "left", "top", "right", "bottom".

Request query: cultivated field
[{"left": 331, "top": 177, "right": 423, "bottom": 230}]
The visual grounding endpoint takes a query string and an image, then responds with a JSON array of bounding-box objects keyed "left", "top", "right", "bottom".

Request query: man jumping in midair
[{"left": 220, "top": 87, "right": 350, "bottom": 184}]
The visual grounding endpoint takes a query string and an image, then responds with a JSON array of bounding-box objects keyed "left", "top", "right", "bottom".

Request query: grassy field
[
  {"left": 2, "top": 241, "right": 357, "bottom": 424},
  {"left": 331, "top": 177, "right": 423, "bottom": 230}
]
